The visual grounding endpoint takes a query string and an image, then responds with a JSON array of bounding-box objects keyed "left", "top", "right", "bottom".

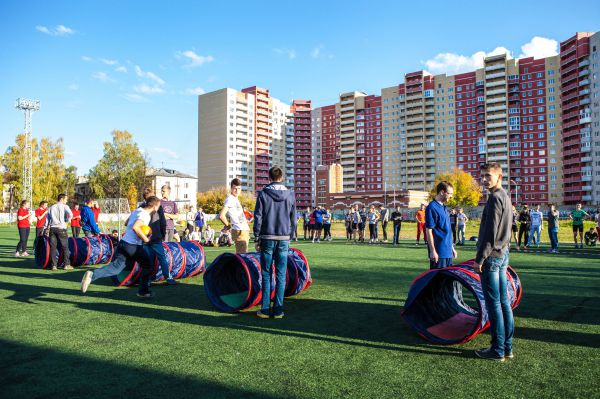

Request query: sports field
[{"left": 0, "top": 225, "right": 598, "bottom": 398}]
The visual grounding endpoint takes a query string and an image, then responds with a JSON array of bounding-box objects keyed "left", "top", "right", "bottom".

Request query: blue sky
[{"left": 1, "top": 0, "right": 598, "bottom": 177}]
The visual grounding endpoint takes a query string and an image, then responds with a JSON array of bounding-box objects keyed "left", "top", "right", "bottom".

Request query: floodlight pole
[{"left": 15, "top": 98, "right": 40, "bottom": 207}]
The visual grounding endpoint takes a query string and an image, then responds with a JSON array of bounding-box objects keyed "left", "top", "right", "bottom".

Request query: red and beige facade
[{"left": 198, "top": 31, "right": 600, "bottom": 206}]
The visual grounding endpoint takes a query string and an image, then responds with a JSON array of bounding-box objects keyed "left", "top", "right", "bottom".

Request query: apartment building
[
  {"left": 292, "top": 100, "right": 313, "bottom": 208},
  {"left": 198, "top": 86, "right": 291, "bottom": 193},
  {"left": 590, "top": 33, "right": 600, "bottom": 204}
]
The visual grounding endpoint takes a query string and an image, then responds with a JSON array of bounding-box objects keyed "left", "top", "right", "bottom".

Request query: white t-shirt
[
  {"left": 457, "top": 213, "right": 467, "bottom": 226},
  {"left": 224, "top": 194, "right": 249, "bottom": 231},
  {"left": 530, "top": 210, "right": 543, "bottom": 227},
  {"left": 122, "top": 208, "right": 151, "bottom": 245}
]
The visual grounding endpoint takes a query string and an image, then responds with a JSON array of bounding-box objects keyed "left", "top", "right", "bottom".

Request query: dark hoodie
[{"left": 253, "top": 182, "right": 296, "bottom": 240}]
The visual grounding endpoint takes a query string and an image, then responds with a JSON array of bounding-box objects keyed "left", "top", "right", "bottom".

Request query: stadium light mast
[{"left": 15, "top": 98, "right": 40, "bottom": 207}]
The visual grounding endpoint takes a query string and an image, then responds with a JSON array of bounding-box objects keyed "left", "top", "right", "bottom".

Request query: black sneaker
[
  {"left": 166, "top": 279, "right": 178, "bottom": 285},
  {"left": 475, "top": 348, "right": 505, "bottom": 362},
  {"left": 505, "top": 351, "right": 514, "bottom": 359},
  {"left": 137, "top": 291, "right": 154, "bottom": 299},
  {"left": 272, "top": 311, "right": 284, "bottom": 319}
]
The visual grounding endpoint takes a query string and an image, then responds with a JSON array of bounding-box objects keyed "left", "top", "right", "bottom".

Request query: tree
[
  {"left": 88, "top": 130, "right": 149, "bottom": 203},
  {"left": 126, "top": 183, "right": 138, "bottom": 211},
  {"left": 429, "top": 169, "right": 482, "bottom": 207},
  {"left": 197, "top": 186, "right": 256, "bottom": 214},
  {"left": 1, "top": 134, "right": 78, "bottom": 208}
]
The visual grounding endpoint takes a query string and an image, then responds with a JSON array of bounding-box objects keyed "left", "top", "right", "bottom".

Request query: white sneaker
[{"left": 81, "top": 270, "right": 93, "bottom": 293}]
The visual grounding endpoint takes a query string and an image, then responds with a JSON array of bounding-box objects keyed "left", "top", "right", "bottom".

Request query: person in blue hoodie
[
  {"left": 253, "top": 166, "right": 296, "bottom": 319},
  {"left": 80, "top": 198, "right": 101, "bottom": 237}
]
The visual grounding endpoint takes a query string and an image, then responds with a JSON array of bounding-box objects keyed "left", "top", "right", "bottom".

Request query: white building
[{"left": 147, "top": 168, "right": 198, "bottom": 209}]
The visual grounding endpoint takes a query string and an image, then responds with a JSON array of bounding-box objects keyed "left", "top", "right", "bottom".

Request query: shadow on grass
[
  {"left": 0, "top": 339, "right": 287, "bottom": 399},
  {"left": 0, "top": 279, "right": 471, "bottom": 358},
  {"left": 517, "top": 326, "right": 600, "bottom": 348}
]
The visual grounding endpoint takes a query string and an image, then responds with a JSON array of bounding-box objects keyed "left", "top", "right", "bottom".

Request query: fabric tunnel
[
  {"left": 203, "top": 248, "right": 312, "bottom": 312},
  {"left": 111, "top": 241, "right": 206, "bottom": 286},
  {"left": 35, "top": 235, "right": 114, "bottom": 269},
  {"left": 401, "top": 259, "right": 522, "bottom": 345}
]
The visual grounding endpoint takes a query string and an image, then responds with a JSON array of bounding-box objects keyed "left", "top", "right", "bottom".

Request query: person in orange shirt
[
  {"left": 71, "top": 203, "right": 82, "bottom": 237},
  {"left": 415, "top": 203, "right": 427, "bottom": 246}
]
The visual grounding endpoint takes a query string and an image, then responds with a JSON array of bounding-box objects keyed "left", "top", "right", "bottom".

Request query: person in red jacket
[
  {"left": 16, "top": 200, "right": 33, "bottom": 257},
  {"left": 92, "top": 201, "right": 101, "bottom": 222},
  {"left": 71, "top": 203, "right": 82, "bottom": 237},
  {"left": 34, "top": 200, "right": 48, "bottom": 252}
]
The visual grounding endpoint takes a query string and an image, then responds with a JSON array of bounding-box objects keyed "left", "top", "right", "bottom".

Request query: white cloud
[
  {"left": 518, "top": 36, "right": 559, "bottom": 59},
  {"left": 68, "top": 83, "right": 79, "bottom": 91},
  {"left": 177, "top": 50, "right": 215, "bottom": 68},
  {"left": 184, "top": 86, "right": 206, "bottom": 96},
  {"left": 274, "top": 48, "right": 297, "bottom": 60},
  {"left": 152, "top": 147, "right": 179, "bottom": 159},
  {"left": 423, "top": 46, "right": 510, "bottom": 75},
  {"left": 81, "top": 56, "right": 93, "bottom": 62},
  {"left": 100, "top": 58, "right": 118, "bottom": 65},
  {"left": 91, "top": 71, "right": 115, "bottom": 83},
  {"left": 311, "top": 45, "right": 324, "bottom": 58},
  {"left": 36, "top": 24, "right": 75, "bottom": 36},
  {"left": 134, "top": 65, "right": 165, "bottom": 85},
  {"left": 134, "top": 83, "right": 165, "bottom": 95},
  {"left": 115, "top": 66, "right": 128, "bottom": 73},
  {"left": 422, "top": 36, "right": 560, "bottom": 75},
  {"left": 123, "top": 93, "right": 149, "bottom": 103}
]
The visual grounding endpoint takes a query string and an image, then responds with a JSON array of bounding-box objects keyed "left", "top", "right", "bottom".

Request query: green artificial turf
[{"left": 0, "top": 226, "right": 598, "bottom": 399}]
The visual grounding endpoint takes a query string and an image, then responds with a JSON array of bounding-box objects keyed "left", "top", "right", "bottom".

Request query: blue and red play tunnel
[
  {"left": 401, "top": 259, "right": 522, "bottom": 345},
  {"left": 203, "top": 248, "right": 312, "bottom": 312},
  {"left": 35, "top": 234, "right": 114, "bottom": 269}
]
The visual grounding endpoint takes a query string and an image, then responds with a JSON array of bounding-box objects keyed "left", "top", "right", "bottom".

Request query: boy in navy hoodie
[{"left": 253, "top": 166, "right": 296, "bottom": 319}]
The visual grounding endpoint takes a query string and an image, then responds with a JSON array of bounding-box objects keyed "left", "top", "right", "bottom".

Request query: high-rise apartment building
[{"left": 198, "top": 31, "right": 599, "bottom": 206}]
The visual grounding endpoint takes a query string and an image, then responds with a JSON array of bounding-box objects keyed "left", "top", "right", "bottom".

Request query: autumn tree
[
  {"left": 429, "top": 169, "right": 482, "bottom": 207},
  {"left": 88, "top": 130, "right": 150, "bottom": 205},
  {"left": 1, "top": 134, "right": 78, "bottom": 208},
  {"left": 197, "top": 186, "right": 256, "bottom": 214}
]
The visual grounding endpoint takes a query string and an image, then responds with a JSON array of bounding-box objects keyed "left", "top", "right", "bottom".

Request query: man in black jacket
[
  {"left": 143, "top": 188, "right": 176, "bottom": 285},
  {"left": 391, "top": 206, "right": 403, "bottom": 246},
  {"left": 517, "top": 204, "right": 530, "bottom": 249},
  {"left": 253, "top": 166, "right": 296, "bottom": 319}
]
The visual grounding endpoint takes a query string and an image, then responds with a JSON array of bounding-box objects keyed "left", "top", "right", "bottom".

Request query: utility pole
[{"left": 15, "top": 98, "right": 40, "bottom": 207}]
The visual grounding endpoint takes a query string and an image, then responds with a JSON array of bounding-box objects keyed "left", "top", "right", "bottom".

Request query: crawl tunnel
[
  {"left": 401, "top": 259, "right": 522, "bottom": 345},
  {"left": 204, "top": 248, "right": 312, "bottom": 312},
  {"left": 35, "top": 235, "right": 114, "bottom": 269},
  {"left": 111, "top": 240, "right": 206, "bottom": 287}
]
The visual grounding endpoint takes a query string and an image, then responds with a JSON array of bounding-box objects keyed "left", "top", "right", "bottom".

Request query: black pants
[
  {"left": 451, "top": 224, "right": 457, "bottom": 244},
  {"left": 382, "top": 221, "right": 388, "bottom": 241},
  {"left": 49, "top": 228, "right": 70, "bottom": 267},
  {"left": 323, "top": 224, "right": 331, "bottom": 239},
  {"left": 92, "top": 241, "right": 153, "bottom": 294},
  {"left": 393, "top": 223, "right": 401, "bottom": 244},
  {"left": 84, "top": 230, "right": 96, "bottom": 237},
  {"left": 518, "top": 224, "right": 529, "bottom": 247},
  {"left": 71, "top": 226, "right": 81, "bottom": 238},
  {"left": 17, "top": 227, "right": 30, "bottom": 253},
  {"left": 369, "top": 224, "right": 376, "bottom": 240},
  {"left": 33, "top": 227, "right": 44, "bottom": 253}
]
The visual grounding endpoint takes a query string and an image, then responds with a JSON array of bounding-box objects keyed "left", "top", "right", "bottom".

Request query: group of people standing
[
  {"left": 514, "top": 202, "right": 600, "bottom": 252},
  {"left": 300, "top": 206, "right": 332, "bottom": 243},
  {"left": 15, "top": 195, "right": 101, "bottom": 266}
]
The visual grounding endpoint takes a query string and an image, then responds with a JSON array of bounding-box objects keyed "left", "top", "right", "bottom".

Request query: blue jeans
[
  {"left": 458, "top": 225, "right": 466, "bottom": 244},
  {"left": 92, "top": 241, "right": 153, "bottom": 293},
  {"left": 481, "top": 248, "right": 514, "bottom": 357},
  {"left": 393, "top": 223, "right": 401, "bottom": 244},
  {"left": 527, "top": 225, "right": 541, "bottom": 246},
  {"left": 147, "top": 242, "right": 172, "bottom": 280},
  {"left": 548, "top": 228, "right": 559, "bottom": 250},
  {"left": 260, "top": 239, "right": 290, "bottom": 314}
]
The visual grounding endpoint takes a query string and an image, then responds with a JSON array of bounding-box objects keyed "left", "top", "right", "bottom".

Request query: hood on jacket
[{"left": 263, "top": 183, "right": 290, "bottom": 202}]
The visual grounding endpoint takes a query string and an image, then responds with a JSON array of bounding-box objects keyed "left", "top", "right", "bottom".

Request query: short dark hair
[
  {"left": 144, "top": 196, "right": 161, "bottom": 208},
  {"left": 85, "top": 197, "right": 95, "bottom": 205},
  {"left": 269, "top": 167, "right": 283, "bottom": 182},
  {"left": 143, "top": 187, "right": 154, "bottom": 199},
  {"left": 480, "top": 162, "right": 502, "bottom": 173},
  {"left": 57, "top": 193, "right": 67, "bottom": 202},
  {"left": 39, "top": 200, "right": 48, "bottom": 207},
  {"left": 436, "top": 181, "right": 453, "bottom": 194},
  {"left": 230, "top": 178, "right": 242, "bottom": 187},
  {"left": 20, "top": 199, "right": 28, "bottom": 207}
]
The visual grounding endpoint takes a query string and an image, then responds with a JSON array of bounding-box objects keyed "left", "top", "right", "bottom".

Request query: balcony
[
  {"left": 579, "top": 89, "right": 591, "bottom": 96},
  {"left": 485, "top": 64, "right": 505, "bottom": 72},
  {"left": 578, "top": 69, "right": 589, "bottom": 77},
  {"left": 486, "top": 72, "right": 506, "bottom": 80},
  {"left": 487, "top": 88, "right": 507, "bottom": 96},
  {"left": 487, "top": 105, "right": 506, "bottom": 112},
  {"left": 487, "top": 129, "right": 507, "bottom": 137},
  {"left": 486, "top": 96, "right": 506, "bottom": 104},
  {"left": 487, "top": 121, "right": 507, "bottom": 128},
  {"left": 487, "top": 113, "right": 507, "bottom": 121},
  {"left": 579, "top": 59, "right": 590, "bottom": 67},
  {"left": 580, "top": 116, "right": 592, "bottom": 124},
  {"left": 580, "top": 98, "right": 591, "bottom": 105},
  {"left": 579, "top": 79, "right": 590, "bottom": 86}
]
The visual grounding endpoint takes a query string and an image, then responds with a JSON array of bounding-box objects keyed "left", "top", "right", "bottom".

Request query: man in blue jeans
[
  {"left": 142, "top": 188, "right": 176, "bottom": 285},
  {"left": 474, "top": 162, "right": 514, "bottom": 362},
  {"left": 80, "top": 197, "right": 161, "bottom": 298},
  {"left": 253, "top": 166, "right": 296, "bottom": 319}
]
